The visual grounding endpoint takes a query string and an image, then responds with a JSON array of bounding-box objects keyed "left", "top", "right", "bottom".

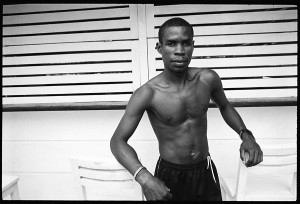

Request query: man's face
[{"left": 157, "top": 26, "right": 194, "bottom": 73}]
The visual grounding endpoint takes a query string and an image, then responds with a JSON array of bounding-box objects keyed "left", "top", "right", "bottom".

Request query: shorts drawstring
[
  {"left": 157, "top": 157, "right": 162, "bottom": 173},
  {"left": 157, "top": 156, "right": 217, "bottom": 184},
  {"left": 207, "top": 155, "right": 216, "bottom": 183}
]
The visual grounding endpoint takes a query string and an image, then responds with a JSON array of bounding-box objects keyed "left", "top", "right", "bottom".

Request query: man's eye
[
  {"left": 167, "top": 42, "right": 175, "bottom": 46},
  {"left": 184, "top": 42, "right": 191, "bottom": 46}
]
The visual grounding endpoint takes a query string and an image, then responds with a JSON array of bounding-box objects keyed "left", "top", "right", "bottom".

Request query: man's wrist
[
  {"left": 133, "top": 166, "right": 146, "bottom": 180},
  {"left": 134, "top": 167, "right": 152, "bottom": 185},
  {"left": 239, "top": 129, "right": 255, "bottom": 141}
]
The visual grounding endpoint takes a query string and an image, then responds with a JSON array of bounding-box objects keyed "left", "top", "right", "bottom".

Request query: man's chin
[{"left": 171, "top": 66, "right": 189, "bottom": 73}]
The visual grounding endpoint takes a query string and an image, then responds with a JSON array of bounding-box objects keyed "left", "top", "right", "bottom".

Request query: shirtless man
[{"left": 110, "top": 17, "right": 263, "bottom": 201}]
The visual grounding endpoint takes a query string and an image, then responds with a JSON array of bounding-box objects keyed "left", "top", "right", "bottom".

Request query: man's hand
[
  {"left": 239, "top": 133, "right": 263, "bottom": 167},
  {"left": 136, "top": 169, "right": 172, "bottom": 200}
]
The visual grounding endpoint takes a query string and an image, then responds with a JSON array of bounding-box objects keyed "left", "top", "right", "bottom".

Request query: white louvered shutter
[
  {"left": 3, "top": 4, "right": 140, "bottom": 105},
  {"left": 146, "top": 4, "right": 297, "bottom": 99}
]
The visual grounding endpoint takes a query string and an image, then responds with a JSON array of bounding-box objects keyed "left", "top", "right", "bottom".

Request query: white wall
[{"left": 2, "top": 106, "right": 297, "bottom": 200}]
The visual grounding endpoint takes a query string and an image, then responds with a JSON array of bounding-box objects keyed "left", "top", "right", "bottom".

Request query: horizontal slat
[
  {"left": 154, "top": 67, "right": 297, "bottom": 78},
  {"left": 7, "top": 172, "right": 139, "bottom": 200},
  {"left": 4, "top": 19, "right": 131, "bottom": 36},
  {"left": 3, "top": 7, "right": 129, "bottom": 25},
  {"left": 224, "top": 97, "right": 297, "bottom": 107},
  {"left": 155, "top": 56, "right": 297, "bottom": 68},
  {"left": 261, "top": 144, "right": 297, "bottom": 155},
  {"left": 1, "top": 101, "right": 125, "bottom": 111},
  {"left": 78, "top": 168, "right": 132, "bottom": 180},
  {"left": 3, "top": 31, "right": 135, "bottom": 45},
  {"left": 2, "top": 94, "right": 132, "bottom": 104},
  {"left": 196, "top": 22, "right": 297, "bottom": 36},
  {"left": 3, "top": 40, "right": 135, "bottom": 55},
  {"left": 154, "top": 4, "right": 296, "bottom": 15},
  {"left": 2, "top": 97, "right": 297, "bottom": 111},
  {"left": 193, "top": 32, "right": 297, "bottom": 45},
  {"left": 3, "top": 52, "right": 132, "bottom": 66},
  {"left": 3, "top": 83, "right": 133, "bottom": 95},
  {"left": 222, "top": 78, "right": 297, "bottom": 88},
  {"left": 155, "top": 10, "right": 297, "bottom": 27},
  {"left": 247, "top": 163, "right": 296, "bottom": 174},
  {"left": 193, "top": 44, "right": 297, "bottom": 56},
  {"left": 86, "top": 189, "right": 140, "bottom": 201},
  {"left": 214, "top": 67, "right": 297, "bottom": 78},
  {"left": 259, "top": 155, "right": 297, "bottom": 166},
  {"left": 5, "top": 90, "right": 296, "bottom": 105},
  {"left": 146, "top": 32, "right": 297, "bottom": 48},
  {"left": 153, "top": 44, "right": 297, "bottom": 58},
  {"left": 224, "top": 89, "right": 297, "bottom": 98},
  {"left": 3, "top": 63, "right": 133, "bottom": 76},
  {"left": 3, "top": 4, "right": 128, "bottom": 14},
  {"left": 3, "top": 73, "right": 133, "bottom": 86},
  {"left": 71, "top": 158, "right": 126, "bottom": 170},
  {"left": 153, "top": 22, "right": 297, "bottom": 37},
  {"left": 80, "top": 178, "right": 134, "bottom": 189}
]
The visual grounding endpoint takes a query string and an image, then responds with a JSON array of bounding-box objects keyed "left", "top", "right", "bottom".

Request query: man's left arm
[{"left": 209, "top": 70, "right": 263, "bottom": 167}]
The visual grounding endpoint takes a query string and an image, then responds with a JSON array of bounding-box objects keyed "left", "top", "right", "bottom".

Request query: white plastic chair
[
  {"left": 70, "top": 156, "right": 144, "bottom": 200},
  {"left": 2, "top": 175, "right": 20, "bottom": 200},
  {"left": 219, "top": 143, "right": 297, "bottom": 201}
]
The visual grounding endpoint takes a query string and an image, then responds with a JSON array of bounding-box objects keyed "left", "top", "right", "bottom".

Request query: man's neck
[{"left": 162, "top": 68, "right": 189, "bottom": 88}]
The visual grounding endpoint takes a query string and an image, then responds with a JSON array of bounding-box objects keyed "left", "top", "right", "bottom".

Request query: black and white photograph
[{"left": 2, "top": 3, "right": 297, "bottom": 201}]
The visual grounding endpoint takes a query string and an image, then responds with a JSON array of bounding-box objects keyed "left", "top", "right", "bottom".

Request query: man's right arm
[
  {"left": 110, "top": 84, "right": 172, "bottom": 200},
  {"left": 110, "top": 85, "right": 152, "bottom": 175}
]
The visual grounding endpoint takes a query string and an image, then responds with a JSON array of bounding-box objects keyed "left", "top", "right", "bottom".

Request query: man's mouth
[
  {"left": 172, "top": 59, "right": 188, "bottom": 66},
  {"left": 172, "top": 59, "right": 188, "bottom": 63}
]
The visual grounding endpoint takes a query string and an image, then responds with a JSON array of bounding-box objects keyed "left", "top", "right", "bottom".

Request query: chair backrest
[
  {"left": 235, "top": 143, "right": 297, "bottom": 200},
  {"left": 70, "top": 156, "right": 144, "bottom": 200}
]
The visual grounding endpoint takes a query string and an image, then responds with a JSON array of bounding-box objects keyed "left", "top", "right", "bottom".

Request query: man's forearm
[
  {"left": 110, "top": 138, "right": 145, "bottom": 175},
  {"left": 219, "top": 103, "right": 247, "bottom": 136}
]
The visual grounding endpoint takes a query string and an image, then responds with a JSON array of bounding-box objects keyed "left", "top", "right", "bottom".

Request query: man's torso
[{"left": 145, "top": 68, "right": 214, "bottom": 164}]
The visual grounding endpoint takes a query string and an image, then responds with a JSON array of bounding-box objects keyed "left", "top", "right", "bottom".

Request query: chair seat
[
  {"left": 83, "top": 182, "right": 141, "bottom": 200},
  {"left": 223, "top": 174, "right": 295, "bottom": 201},
  {"left": 87, "top": 191, "right": 140, "bottom": 200},
  {"left": 70, "top": 157, "right": 144, "bottom": 200},
  {"left": 2, "top": 175, "right": 20, "bottom": 200}
]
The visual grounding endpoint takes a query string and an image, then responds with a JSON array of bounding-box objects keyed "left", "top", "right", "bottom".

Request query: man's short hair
[{"left": 158, "top": 17, "right": 194, "bottom": 44}]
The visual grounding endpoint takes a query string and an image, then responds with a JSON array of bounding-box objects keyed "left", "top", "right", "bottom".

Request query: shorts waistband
[{"left": 158, "top": 155, "right": 209, "bottom": 170}]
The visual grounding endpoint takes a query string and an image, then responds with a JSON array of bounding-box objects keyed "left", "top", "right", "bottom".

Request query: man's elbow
[
  {"left": 219, "top": 102, "right": 232, "bottom": 112},
  {"left": 110, "top": 136, "right": 118, "bottom": 155},
  {"left": 110, "top": 135, "right": 126, "bottom": 155}
]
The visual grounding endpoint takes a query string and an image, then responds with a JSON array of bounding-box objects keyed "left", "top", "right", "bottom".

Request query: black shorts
[{"left": 154, "top": 155, "right": 222, "bottom": 201}]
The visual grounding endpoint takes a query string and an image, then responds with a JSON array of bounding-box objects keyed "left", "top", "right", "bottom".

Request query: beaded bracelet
[{"left": 133, "top": 166, "right": 146, "bottom": 180}]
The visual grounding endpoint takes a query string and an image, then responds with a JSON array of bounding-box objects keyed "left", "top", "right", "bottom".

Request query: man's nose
[{"left": 175, "top": 44, "right": 185, "bottom": 55}]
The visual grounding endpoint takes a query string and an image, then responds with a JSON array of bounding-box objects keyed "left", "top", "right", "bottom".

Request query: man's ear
[{"left": 156, "top": 42, "right": 162, "bottom": 54}]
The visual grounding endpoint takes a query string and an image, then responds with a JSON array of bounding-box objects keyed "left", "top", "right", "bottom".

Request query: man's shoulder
[
  {"left": 134, "top": 82, "right": 154, "bottom": 98},
  {"left": 189, "top": 67, "right": 220, "bottom": 81},
  {"left": 128, "top": 83, "right": 154, "bottom": 110},
  {"left": 133, "top": 72, "right": 165, "bottom": 97},
  {"left": 143, "top": 72, "right": 164, "bottom": 89}
]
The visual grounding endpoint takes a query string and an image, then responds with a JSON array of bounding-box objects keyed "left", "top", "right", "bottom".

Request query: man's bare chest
[{"left": 149, "top": 85, "right": 211, "bottom": 124}]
